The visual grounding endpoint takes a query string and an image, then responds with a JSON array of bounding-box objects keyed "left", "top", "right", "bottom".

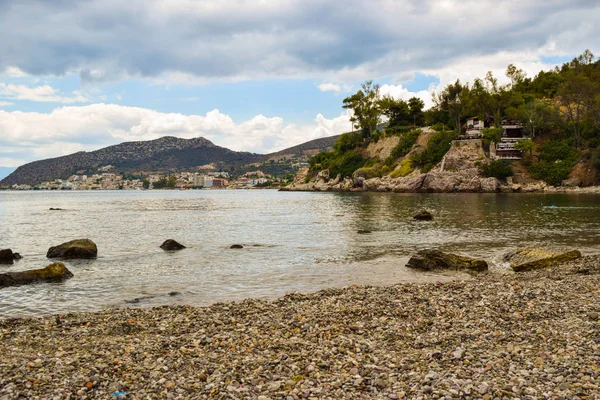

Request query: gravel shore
[{"left": 1, "top": 256, "right": 599, "bottom": 399}]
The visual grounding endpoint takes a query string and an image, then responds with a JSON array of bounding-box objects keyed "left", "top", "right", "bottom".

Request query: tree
[
  {"left": 515, "top": 139, "right": 535, "bottom": 157},
  {"left": 166, "top": 176, "right": 177, "bottom": 188},
  {"left": 142, "top": 179, "right": 150, "bottom": 189},
  {"left": 378, "top": 95, "right": 410, "bottom": 127},
  {"left": 342, "top": 80, "right": 382, "bottom": 139},
  {"left": 436, "top": 80, "right": 464, "bottom": 134},
  {"left": 482, "top": 127, "right": 503, "bottom": 143},
  {"left": 506, "top": 64, "right": 527, "bottom": 87},
  {"left": 408, "top": 97, "right": 425, "bottom": 126}
]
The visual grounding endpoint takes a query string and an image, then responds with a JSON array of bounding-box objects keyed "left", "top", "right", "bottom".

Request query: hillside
[
  {"left": 266, "top": 135, "right": 340, "bottom": 159},
  {"left": 1, "top": 134, "right": 341, "bottom": 186}
]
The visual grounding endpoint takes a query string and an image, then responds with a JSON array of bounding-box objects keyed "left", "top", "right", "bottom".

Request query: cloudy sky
[{"left": 1, "top": 0, "right": 599, "bottom": 178}]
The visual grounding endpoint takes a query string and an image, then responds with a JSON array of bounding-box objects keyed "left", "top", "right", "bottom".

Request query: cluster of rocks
[
  {"left": 283, "top": 169, "right": 504, "bottom": 193},
  {"left": 1, "top": 255, "right": 599, "bottom": 399},
  {"left": 405, "top": 247, "right": 582, "bottom": 275},
  {"left": 0, "top": 249, "right": 22, "bottom": 265},
  {"left": 1, "top": 238, "right": 250, "bottom": 289},
  {"left": 0, "top": 239, "right": 98, "bottom": 288}
]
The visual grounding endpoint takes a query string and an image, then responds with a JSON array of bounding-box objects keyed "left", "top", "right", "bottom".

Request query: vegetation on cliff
[{"left": 307, "top": 50, "right": 600, "bottom": 186}]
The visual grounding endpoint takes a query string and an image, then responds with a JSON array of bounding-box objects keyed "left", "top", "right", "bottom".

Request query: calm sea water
[{"left": 1, "top": 190, "right": 599, "bottom": 317}]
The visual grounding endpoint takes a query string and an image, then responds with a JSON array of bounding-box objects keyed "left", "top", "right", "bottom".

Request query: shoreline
[
  {"left": 1, "top": 256, "right": 599, "bottom": 398},
  {"left": 281, "top": 176, "right": 600, "bottom": 194}
]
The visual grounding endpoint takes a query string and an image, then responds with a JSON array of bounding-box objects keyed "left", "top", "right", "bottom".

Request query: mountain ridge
[{"left": 1, "top": 135, "right": 338, "bottom": 186}]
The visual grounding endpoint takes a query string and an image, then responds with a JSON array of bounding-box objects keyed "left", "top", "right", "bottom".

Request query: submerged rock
[
  {"left": 357, "top": 230, "right": 372, "bottom": 234},
  {"left": 504, "top": 247, "right": 582, "bottom": 272},
  {"left": 47, "top": 239, "right": 98, "bottom": 259},
  {"left": 230, "top": 244, "right": 244, "bottom": 249},
  {"left": 160, "top": 239, "right": 186, "bottom": 251},
  {"left": 406, "top": 249, "right": 488, "bottom": 273},
  {"left": 0, "top": 262, "right": 73, "bottom": 288},
  {"left": 0, "top": 249, "right": 21, "bottom": 265},
  {"left": 413, "top": 210, "right": 434, "bottom": 221},
  {"left": 49, "top": 207, "right": 64, "bottom": 211}
]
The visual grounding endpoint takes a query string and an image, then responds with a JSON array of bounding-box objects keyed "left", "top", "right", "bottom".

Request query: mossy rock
[
  {"left": 47, "top": 239, "right": 97, "bottom": 259},
  {"left": 406, "top": 249, "right": 488, "bottom": 273},
  {"left": 0, "top": 262, "right": 73, "bottom": 288},
  {"left": 504, "top": 248, "right": 582, "bottom": 272}
]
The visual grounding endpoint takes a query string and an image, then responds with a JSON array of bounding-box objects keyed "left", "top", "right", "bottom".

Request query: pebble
[{"left": 0, "top": 255, "right": 599, "bottom": 398}]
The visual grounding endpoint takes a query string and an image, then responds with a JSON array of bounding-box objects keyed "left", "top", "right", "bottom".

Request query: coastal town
[{"left": 6, "top": 168, "right": 297, "bottom": 191}]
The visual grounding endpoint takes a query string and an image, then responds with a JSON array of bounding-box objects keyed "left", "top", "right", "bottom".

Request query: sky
[{"left": 1, "top": 0, "right": 599, "bottom": 179}]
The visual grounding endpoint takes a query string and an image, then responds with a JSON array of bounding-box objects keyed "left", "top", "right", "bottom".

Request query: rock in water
[
  {"left": 0, "top": 249, "right": 19, "bottom": 265},
  {"left": 160, "top": 239, "right": 186, "bottom": 251},
  {"left": 0, "top": 262, "right": 73, "bottom": 288},
  {"left": 504, "top": 247, "right": 582, "bottom": 272},
  {"left": 230, "top": 244, "right": 244, "bottom": 249},
  {"left": 413, "top": 210, "right": 434, "bottom": 221},
  {"left": 47, "top": 239, "right": 98, "bottom": 259},
  {"left": 406, "top": 249, "right": 488, "bottom": 273}
]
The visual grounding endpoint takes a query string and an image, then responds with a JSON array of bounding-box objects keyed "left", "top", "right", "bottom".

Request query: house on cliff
[{"left": 492, "top": 120, "right": 528, "bottom": 160}]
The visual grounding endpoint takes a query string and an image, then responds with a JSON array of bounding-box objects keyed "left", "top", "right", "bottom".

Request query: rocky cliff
[{"left": 282, "top": 137, "right": 587, "bottom": 193}]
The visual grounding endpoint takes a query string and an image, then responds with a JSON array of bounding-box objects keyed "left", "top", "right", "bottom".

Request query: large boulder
[
  {"left": 406, "top": 250, "right": 488, "bottom": 273},
  {"left": 47, "top": 239, "right": 98, "bottom": 259},
  {"left": 393, "top": 175, "right": 426, "bottom": 192},
  {"left": 0, "top": 249, "right": 21, "bottom": 265},
  {"left": 0, "top": 262, "right": 73, "bottom": 288},
  {"left": 504, "top": 248, "right": 582, "bottom": 272},
  {"left": 421, "top": 173, "right": 462, "bottom": 192},
  {"left": 561, "top": 177, "right": 582, "bottom": 187},
  {"left": 160, "top": 239, "right": 186, "bottom": 251}
]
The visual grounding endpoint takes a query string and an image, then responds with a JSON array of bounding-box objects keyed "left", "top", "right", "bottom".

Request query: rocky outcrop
[
  {"left": 406, "top": 250, "right": 488, "bottom": 273},
  {"left": 0, "top": 262, "right": 74, "bottom": 288},
  {"left": 413, "top": 210, "right": 434, "bottom": 221},
  {"left": 160, "top": 239, "right": 186, "bottom": 251},
  {"left": 0, "top": 249, "right": 22, "bottom": 265},
  {"left": 47, "top": 239, "right": 98, "bottom": 259},
  {"left": 230, "top": 244, "right": 244, "bottom": 249},
  {"left": 504, "top": 248, "right": 583, "bottom": 272}
]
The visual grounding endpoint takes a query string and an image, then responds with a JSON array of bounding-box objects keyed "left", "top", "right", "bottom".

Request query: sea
[{"left": 1, "top": 190, "right": 599, "bottom": 317}]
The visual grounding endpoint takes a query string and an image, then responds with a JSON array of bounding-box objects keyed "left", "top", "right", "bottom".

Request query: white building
[
  {"left": 203, "top": 177, "right": 213, "bottom": 188},
  {"left": 192, "top": 174, "right": 205, "bottom": 187}
]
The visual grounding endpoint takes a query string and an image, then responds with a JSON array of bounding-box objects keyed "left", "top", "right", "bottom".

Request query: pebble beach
[{"left": 1, "top": 256, "right": 600, "bottom": 400}]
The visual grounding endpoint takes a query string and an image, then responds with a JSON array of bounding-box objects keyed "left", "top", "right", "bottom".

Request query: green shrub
[
  {"left": 329, "top": 151, "right": 368, "bottom": 178},
  {"left": 333, "top": 131, "right": 364, "bottom": 153},
  {"left": 431, "top": 123, "right": 446, "bottom": 132},
  {"left": 527, "top": 140, "right": 578, "bottom": 186},
  {"left": 390, "top": 129, "right": 421, "bottom": 159},
  {"left": 537, "top": 140, "right": 578, "bottom": 163},
  {"left": 411, "top": 131, "right": 454, "bottom": 172},
  {"left": 479, "top": 160, "right": 514, "bottom": 179},
  {"left": 389, "top": 158, "right": 414, "bottom": 178},
  {"left": 529, "top": 161, "right": 573, "bottom": 186},
  {"left": 353, "top": 166, "right": 381, "bottom": 179}
]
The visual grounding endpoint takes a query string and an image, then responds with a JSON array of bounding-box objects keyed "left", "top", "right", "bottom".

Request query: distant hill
[
  {"left": 266, "top": 135, "right": 340, "bottom": 159},
  {"left": 0, "top": 134, "right": 340, "bottom": 186}
]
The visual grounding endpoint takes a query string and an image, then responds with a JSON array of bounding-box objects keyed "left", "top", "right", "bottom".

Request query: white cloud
[
  {"left": 0, "top": 104, "right": 350, "bottom": 167},
  {"left": 1, "top": 67, "right": 28, "bottom": 78},
  {"left": 0, "top": 101, "right": 13, "bottom": 107},
  {"left": 318, "top": 82, "right": 353, "bottom": 93},
  {"left": 318, "top": 83, "right": 341, "bottom": 92},
  {"left": 0, "top": 82, "right": 89, "bottom": 103},
  {"left": 379, "top": 83, "right": 436, "bottom": 110}
]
